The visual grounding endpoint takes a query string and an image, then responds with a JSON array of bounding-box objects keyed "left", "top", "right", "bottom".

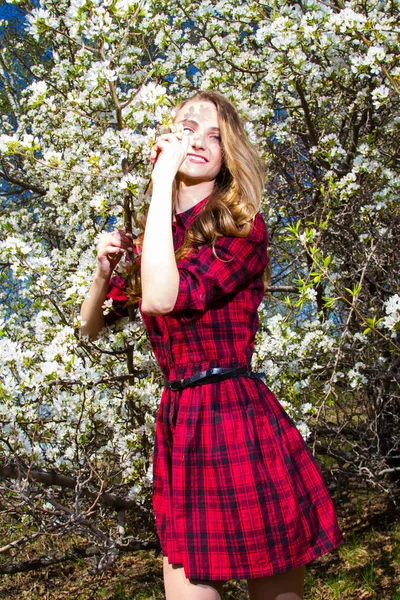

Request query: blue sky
[{"left": 0, "top": 2, "right": 25, "bottom": 23}]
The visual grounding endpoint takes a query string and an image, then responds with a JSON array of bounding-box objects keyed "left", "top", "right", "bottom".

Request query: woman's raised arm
[
  {"left": 80, "top": 229, "right": 132, "bottom": 339},
  {"left": 140, "top": 133, "right": 189, "bottom": 315}
]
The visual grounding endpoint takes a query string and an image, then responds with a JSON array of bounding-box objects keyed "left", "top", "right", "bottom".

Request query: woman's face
[{"left": 174, "top": 100, "right": 223, "bottom": 185}]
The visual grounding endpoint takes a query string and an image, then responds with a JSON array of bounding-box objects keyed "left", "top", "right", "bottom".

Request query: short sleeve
[{"left": 170, "top": 212, "right": 268, "bottom": 315}]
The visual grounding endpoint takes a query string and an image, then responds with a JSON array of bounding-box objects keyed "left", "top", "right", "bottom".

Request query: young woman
[{"left": 81, "top": 91, "right": 343, "bottom": 600}]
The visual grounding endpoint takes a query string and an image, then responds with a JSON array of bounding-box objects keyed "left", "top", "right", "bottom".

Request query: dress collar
[{"left": 174, "top": 197, "right": 209, "bottom": 230}]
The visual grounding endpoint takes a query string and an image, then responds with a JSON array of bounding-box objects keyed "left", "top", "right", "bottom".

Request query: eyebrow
[{"left": 178, "top": 118, "right": 220, "bottom": 133}]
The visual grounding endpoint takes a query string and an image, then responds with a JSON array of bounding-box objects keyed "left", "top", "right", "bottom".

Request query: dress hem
[{"left": 162, "top": 533, "right": 344, "bottom": 581}]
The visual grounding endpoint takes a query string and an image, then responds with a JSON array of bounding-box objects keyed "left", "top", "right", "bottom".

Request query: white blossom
[{"left": 381, "top": 294, "right": 400, "bottom": 334}]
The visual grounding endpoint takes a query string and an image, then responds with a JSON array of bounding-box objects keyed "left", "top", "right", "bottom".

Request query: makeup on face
[{"left": 174, "top": 101, "right": 223, "bottom": 184}]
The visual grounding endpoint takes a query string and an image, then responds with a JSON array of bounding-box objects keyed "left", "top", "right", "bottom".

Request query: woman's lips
[{"left": 187, "top": 154, "right": 208, "bottom": 163}]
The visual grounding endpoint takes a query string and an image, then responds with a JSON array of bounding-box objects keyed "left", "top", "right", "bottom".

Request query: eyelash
[{"left": 183, "top": 127, "right": 221, "bottom": 142}]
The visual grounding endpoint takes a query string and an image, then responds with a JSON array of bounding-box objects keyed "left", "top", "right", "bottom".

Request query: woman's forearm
[
  {"left": 141, "top": 180, "right": 179, "bottom": 315},
  {"left": 80, "top": 271, "right": 109, "bottom": 339},
  {"left": 80, "top": 228, "right": 133, "bottom": 338}
]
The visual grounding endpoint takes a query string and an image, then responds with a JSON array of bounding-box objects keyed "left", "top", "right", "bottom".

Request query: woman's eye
[{"left": 183, "top": 127, "right": 193, "bottom": 135}]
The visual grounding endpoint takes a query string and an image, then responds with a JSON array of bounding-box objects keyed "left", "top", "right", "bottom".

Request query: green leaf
[
  {"left": 323, "top": 296, "right": 338, "bottom": 308},
  {"left": 365, "top": 317, "right": 377, "bottom": 327},
  {"left": 323, "top": 255, "right": 331, "bottom": 268},
  {"left": 345, "top": 284, "right": 362, "bottom": 297}
]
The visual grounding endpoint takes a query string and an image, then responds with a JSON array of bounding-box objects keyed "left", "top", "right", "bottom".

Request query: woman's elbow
[
  {"left": 80, "top": 322, "right": 101, "bottom": 341},
  {"left": 141, "top": 298, "right": 175, "bottom": 316},
  {"left": 140, "top": 274, "right": 179, "bottom": 316}
]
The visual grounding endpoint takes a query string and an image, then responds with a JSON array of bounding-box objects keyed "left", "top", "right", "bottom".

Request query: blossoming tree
[{"left": 0, "top": 0, "right": 399, "bottom": 574}]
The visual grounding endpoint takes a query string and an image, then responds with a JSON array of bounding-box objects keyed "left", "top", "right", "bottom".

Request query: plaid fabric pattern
[{"left": 106, "top": 197, "right": 343, "bottom": 580}]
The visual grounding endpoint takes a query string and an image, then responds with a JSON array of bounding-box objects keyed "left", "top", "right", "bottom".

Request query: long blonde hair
[{"left": 128, "top": 91, "right": 268, "bottom": 304}]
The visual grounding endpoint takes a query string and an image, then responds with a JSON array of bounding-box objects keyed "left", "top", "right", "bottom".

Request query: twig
[{"left": 0, "top": 464, "right": 136, "bottom": 510}]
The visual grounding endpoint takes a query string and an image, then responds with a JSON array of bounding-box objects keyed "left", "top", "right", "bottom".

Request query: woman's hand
[
  {"left": 150, "top": 131, "right": 190, "bottom": 185},
  {"left": 95, "top": 229, "right": 133, "bottom": 280},
  {"left": 80, "top": 229, "right": 132, "bottom": 340}
]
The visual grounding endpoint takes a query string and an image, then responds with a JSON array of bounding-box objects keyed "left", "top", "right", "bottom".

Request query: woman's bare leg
[
  {"left": 163, "top": 557, "right": 225, "bottom": 600},
  {"left": 247, "top": 566, "right": 305, "bottom": 600}
]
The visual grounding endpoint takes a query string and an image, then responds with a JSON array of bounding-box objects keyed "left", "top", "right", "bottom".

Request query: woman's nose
[{"left": 192, "top": 134, "right": 206, "bottom": 149}]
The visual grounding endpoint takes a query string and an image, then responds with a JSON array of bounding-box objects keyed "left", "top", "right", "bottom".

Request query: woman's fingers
[
  {"left": 96, "top": 230, "right": 133, "bottom": 262},
  {"left": 150, "top": 132, "right": 190, "bottom": 179},
  {"left": 102, "top": 245, "right": 123, "bottom": 256},
  {"left": 151, "top": 132, "right": 188, "bottom": 160},
  {"left": 150, "top": 137, "right": 174, "bottom": 164},
  {"left": 93, "top": 229, "right": 133, "bottom": 279},
  {"left": 97, "top": 230, "right": 131, "bottom": 248}
]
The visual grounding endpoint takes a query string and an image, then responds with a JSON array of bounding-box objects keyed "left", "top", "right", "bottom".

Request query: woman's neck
[{"left": 175, "top": 179, "right": 214, "bottom": 215}]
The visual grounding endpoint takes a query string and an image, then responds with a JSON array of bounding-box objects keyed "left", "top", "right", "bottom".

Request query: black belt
[{"left": 164, "top": 366, "right": 265, "bottom": 391}]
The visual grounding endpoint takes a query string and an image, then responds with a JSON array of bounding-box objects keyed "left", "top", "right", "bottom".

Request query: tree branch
[
  {"left": 265, "top": 285, "right": 299, "bottom": 293},
  {"left": 295, "top": 79, "right": 318, "bottom": 147},
  {"left": 0, "top": 538, "right": 158, "bottom": 575},
  {"left": 0, "top": 161, "right": 47, "bottom": 196},
  {"left": 0, "top": 464, "right": 136, "bottom": 510}
]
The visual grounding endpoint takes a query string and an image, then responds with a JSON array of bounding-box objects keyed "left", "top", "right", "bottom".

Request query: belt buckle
[{"left": 169, "top": 379, "right": 183, "bottom": 391}]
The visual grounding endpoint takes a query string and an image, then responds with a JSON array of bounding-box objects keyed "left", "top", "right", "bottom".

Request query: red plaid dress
[{"left": 106, "top": 197, "right": 343, "bottom": 580}]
